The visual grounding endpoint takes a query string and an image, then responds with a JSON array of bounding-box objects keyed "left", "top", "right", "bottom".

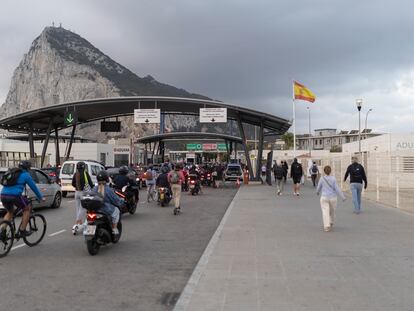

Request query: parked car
[
  {"left": 59, "top": 160, "right": 105, "bottom": 197},
  {"left": 41, "top": 166, "right": 61, "bottom": 184},
  {"left": 0, "top": 167, "right": 62, "bottom": 209},
  {"left": 224, "top": 164, "right": 243, "bottom": 181}
]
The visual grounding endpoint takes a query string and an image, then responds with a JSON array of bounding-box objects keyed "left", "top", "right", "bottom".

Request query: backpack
[
  {"left": 1, "top": 168, "right": 22, "bottom": 186},
  {"left": 275, "top": 166, "right": 284, "bottom": 179},
  {"left": 350, "top": 165, "right": 362, "bottom": 180},
  {"left": 292, "top": 163, "right": 302, "bottom": 176},
  {"left": 311, "top": 165, "right": 318, "bottom": 174},
  {"left": 145, "top": 170, "right": 153, "bottom": 180},
  {"left": 170, "top": 171, "right": 180, "bottom": 184}
]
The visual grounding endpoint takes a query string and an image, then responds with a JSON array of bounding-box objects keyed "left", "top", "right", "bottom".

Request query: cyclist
[{"left": 0, "top": 161, "right": 44, "bottom": 237}]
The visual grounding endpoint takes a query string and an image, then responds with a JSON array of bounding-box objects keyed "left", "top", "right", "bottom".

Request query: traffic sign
[
  {"left": 64, "top": 111, "right": 77, "bottom": 126},
  {"left": 217, "top": 143, "right": 229, "bottom": 151},
  {"left": 186, "top": 143, "right": 202, "bottom": 150},
  {"left": 199, "top": 108, "right": 227, "bottom": 123},
  {"left": 134, "top": 109, "right": 161, "bottom": 124}
]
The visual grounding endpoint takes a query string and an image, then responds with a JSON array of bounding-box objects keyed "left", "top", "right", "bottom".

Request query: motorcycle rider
[
  {"left": 113, "top": 165, "right": 138, "bottom": 202},
  {"left": 0, "top": 160, "right": 44, "bottom": 238},
  {"left": 93, "top": 170, "right": 123, "bottom": 236},
  {"left": 156, "top": 166, "right": 172, "bottom": 201},
  {"left": 71, "top": 161, "right": 94, "bottom": 235},
  {"left": 188, "top": 165, "right": 202, "bottom": 193}
]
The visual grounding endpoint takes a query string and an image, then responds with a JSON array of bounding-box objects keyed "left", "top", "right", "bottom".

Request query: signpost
[
  {"left": 64, "top": 111, "right": 77, "bottom": 126},
  {"left": 199, "top": 108, "right": 227, "bottom": 123},
  {"left": 134, "top": 109, "right": 161, "bottom": 124}
]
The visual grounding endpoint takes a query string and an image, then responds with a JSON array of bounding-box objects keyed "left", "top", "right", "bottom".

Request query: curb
[{"left": 173, "top": 187, "right": 241, "bottom": 311}]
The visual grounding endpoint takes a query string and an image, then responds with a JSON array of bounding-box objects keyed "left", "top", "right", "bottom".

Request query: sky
[{"left": 1, "top": 0, "right": 414, "bottom": 134}]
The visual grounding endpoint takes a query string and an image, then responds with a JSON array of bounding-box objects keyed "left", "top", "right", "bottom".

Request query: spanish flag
[{"left": 294, "top": 81, "right": 316, "bottom": 103}]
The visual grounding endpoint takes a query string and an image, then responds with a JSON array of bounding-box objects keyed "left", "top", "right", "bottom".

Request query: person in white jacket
[{"left": 316, "top": 165, "right": 346, "bottom": 232}]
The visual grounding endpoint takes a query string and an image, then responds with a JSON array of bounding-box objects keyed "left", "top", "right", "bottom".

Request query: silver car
[{"left": 0, "top": 168, "right": 62, "bottom": 209}]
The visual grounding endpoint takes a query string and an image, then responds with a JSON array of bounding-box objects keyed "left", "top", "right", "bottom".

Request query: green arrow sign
[{"left": 64, "top": 111, "right": 77, "bottom": 126}]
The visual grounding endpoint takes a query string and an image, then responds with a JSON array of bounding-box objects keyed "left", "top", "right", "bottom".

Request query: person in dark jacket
[
  {"left": 273, "top": 161, "right": 285, "bottom": 195},
  {"left": 282, "top": 161, "right": 289, "bottom": 182},
  {"left": 1, "top": 161, "right": 44, "bottom": 237},
  {"left": 71, "top": 162, "right": 94, "bottom": 235},
  {"left": 290, "top": 158, "right": 303, "bottom": 196},
  {"left": 344, "top": 156, "right": 367, "bottom": 214}
]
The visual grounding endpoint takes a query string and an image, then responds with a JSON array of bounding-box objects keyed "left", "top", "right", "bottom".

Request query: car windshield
[
  {"left": 227, "top": 167, "right": 241, "bottom": 173},
  {"left": 62, "top": 163, "right": 75, "bottom": 175}
]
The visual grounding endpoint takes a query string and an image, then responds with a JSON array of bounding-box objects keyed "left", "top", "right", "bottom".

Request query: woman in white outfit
[{"left": 316, "top": 165, "right": 346, "bottom": 232}]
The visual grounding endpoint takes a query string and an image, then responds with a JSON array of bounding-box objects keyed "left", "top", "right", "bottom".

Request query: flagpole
[{"left": 292, "top": 80, "right": 296, "bottom": 157}]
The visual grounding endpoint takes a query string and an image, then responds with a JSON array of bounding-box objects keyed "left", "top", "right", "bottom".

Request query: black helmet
[
  {"left": 161, "top": 166, "right": 169, "bottom": 174},
  {"left": 96, "top": 170, "right": 109, "bottom": 183},
  {"left": 119, "top": 165, "right": 129, "bottom": 175},
  {"left": 18, "top": 160, "right": 31, "bottom": 171},
  {"left": 77, "top": 161, "right": 86, "bottom": 170}
]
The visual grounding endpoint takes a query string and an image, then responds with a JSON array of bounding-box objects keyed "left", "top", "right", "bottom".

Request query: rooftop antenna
[
  {"left": 59, "top": 23, "right": 62, "bottom": 28},
  {"left": 52, "top": 21, "right": 55, "bottom": 27}
]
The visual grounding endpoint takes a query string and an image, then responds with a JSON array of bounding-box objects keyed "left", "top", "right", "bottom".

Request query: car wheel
[
  {"left": 62, "top": 191, "right": 68, "bottom": 198},
  {"left": 51, "top": 192, "right": 62, "bottom": 209}
]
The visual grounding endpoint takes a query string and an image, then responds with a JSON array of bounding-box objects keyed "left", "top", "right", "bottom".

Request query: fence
[{"left": 319, "top": 151, "right": 414, "bottom": 213}]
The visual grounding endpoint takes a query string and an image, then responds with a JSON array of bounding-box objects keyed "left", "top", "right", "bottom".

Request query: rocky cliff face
[{"left": 0, "top": 26, "right": 213, "bottom": 141}]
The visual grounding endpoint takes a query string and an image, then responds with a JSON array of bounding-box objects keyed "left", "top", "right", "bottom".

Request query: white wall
[{"left": 342, "top": 134, "right": 414, "bottom": 154}]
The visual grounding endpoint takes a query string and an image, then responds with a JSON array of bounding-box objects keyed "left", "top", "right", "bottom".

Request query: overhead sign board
[
  {"left": 101, "top": 121, "right": 121, "bottom": 132},
  {"left": 217, "top": 143, "right": 229, "bottom": 151},
  {"left": 134, "top": 109, "right": 161, "bottom": 124},
  {"left": 186, "top": 143, "right": 202, "bottom": 151},
  {"left": 64, "top": 111, "right": 77, "bottom": 126},
  {"left": 199, "top": 108, "right": 227, "bottom": 123},
  {"left": 202, "top": 143, "right": 217, "bottom": 151},
  {"left": 113, "top": 146, "right": 130, "bottom": 154}
]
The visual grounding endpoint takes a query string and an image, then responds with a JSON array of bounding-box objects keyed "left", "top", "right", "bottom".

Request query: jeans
[
  {"left": 75, "top": 191, "right": 86, "bottom": 222},
  {"left": 171, "top": 184, "right": 181, "bottom": 208},
  {"left": 311, "top": 174, "right": 317, "bottom": 187},
  {"left": 276, "top": 179, "right": 284, "bottom": 193},
  {"left": 350, "top": 183, "right": 363, "bottom": 213}
]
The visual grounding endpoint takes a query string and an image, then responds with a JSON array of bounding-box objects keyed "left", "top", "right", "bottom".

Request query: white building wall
[{"left": 342, "top": 134, "right": 414, "bottom": 154}]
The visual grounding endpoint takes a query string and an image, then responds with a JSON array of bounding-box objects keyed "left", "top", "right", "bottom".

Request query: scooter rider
[
  {"left": 0, "top": 160, "right": 44, "bottom": 238},
  {"left": 93, "top": 170, "right": 123, "bottom": 236},
  {"left": 113, "top": 166, "right": 132, "bottom": 190},
  {"left": 156, "top": 166, "right": 171, "bottom": 198}
]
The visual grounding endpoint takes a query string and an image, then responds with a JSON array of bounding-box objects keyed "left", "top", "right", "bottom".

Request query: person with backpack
[
  {"left": 309, "top": 161, "right": 319, "bottom": 187},
  {"left": 71, "top": 161, "right": 94, "bottom": 235},
  {"left": 317, "top": 165, "right": 346, "bottom": 232},
  {"left": 1, "top": 161, "right": 44, "bottom": 238},
  {"left": 168, "top": 163, "right": 185, "bottom": 213},
  {"left": 344, "top": 156, "right": 367, "bottom": 214},
  {"left": 273, "top": 161, "right": 285, "bottom": 195},
  {"left": 290, "top": 158, "right": 303, "bottom": 196}
]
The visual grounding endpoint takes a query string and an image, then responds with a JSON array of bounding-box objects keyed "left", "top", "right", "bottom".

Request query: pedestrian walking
[
  {"left": 145, "top": 166, "right": 156, "bottom": 203},
  {"left": 290, "top": 158, "right": 303, "bottom": 196},
  {"left": 71, "top": 161, "right": 94, "bottom": 235},
  {"left": 309, "top": 161, "right": 319, "bottom": 187},
  {"left": 317, "top": 165, "right": 346, "bottom": 232},
  {"left": 168, "top": 164, "right": 185, "bottom": 212},
  {"left": 344, "top": 156, "right": 367, "bottom": 214},
  {"left": 273, "top": 161, "right": 285, "bottom": 195},
  {"left": 282, "top": 161, "right": 288, "bottom": 182},
  {"left": 261, "top": 164, "right": 267, "bottom": 184}
]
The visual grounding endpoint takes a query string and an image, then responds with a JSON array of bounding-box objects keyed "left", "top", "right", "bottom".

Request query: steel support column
[
  {"left": 256, "top": 121, "right": 264, "bottom": 181},
  {"left": 64, "top": 123, "right": 77, "bottom": 161},
  {"left": 236, "top": 115, "right": 254, "bottom": 180},
  {"left": 28, "top": 122, "right": 35, "bottom": 161},
  {"left": 54, "top": 127, "right": 60, "bottom": 166},
  {"left": 234, "top": 143, "right": 238, "bottom": 160},
  {"left": 144, "top": 144, "right": 148, "bottom": 165},
  {"left": 40, "top": 118, "right": 54, "bottom": 168},
  {"left": 229, "top": 142, "right": 233, "bottom": 160}
]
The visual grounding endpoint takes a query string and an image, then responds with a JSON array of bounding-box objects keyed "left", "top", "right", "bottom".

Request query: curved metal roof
[
  {"left": 0, "top": 96, "right": 291, "bottom": 134},
  {"left": 136, "top": 132, "right": 243, "bottom": 144}
]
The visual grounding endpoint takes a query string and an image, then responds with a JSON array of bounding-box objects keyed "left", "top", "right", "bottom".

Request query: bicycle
[{"left": 0, "top": 197, "right": 47, "bottom": 257}]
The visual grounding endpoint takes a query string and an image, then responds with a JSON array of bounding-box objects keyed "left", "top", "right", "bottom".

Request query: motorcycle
[
  {"left": 188, "top": 175, "right": 200, "bottom": 195},
  {"left": 81, "top": 192, "right": 123, "bottom": 256},
  {"left": 205, "top": 172, "right": 212, "bottom": 187},
  {"left": 114, "top": 185, "right": 138, "bottom": 215},
  {"left": 157, "top": 187, "right": 171, "bottom": 207}
]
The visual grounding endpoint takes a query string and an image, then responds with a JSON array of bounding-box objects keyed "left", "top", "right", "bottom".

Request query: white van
[{"left": 59, "top": 160, "right": 105, "bottom": 197}]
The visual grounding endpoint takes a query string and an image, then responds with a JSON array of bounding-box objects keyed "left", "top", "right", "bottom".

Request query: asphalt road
[{"left": 0, "top": 185, "right": 238, "bottom": 311}]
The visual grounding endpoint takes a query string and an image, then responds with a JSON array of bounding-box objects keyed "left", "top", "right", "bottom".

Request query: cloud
[{"left": 1, "top": 0, "right": 414, "bottom": 134}]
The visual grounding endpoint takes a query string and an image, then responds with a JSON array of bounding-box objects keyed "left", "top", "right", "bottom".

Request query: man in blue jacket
[{"left": 1, "top": 161, "right": 44, "bottom": 237}]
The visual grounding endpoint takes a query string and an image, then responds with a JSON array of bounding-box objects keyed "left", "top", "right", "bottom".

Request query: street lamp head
[{"left": 356, "top": 99, "right": 363, "bottom": 111}]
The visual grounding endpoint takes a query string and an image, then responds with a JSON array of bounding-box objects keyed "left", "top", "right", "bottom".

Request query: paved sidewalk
[{"left": 175, "top": 183, "right": 414, "bottom": 311}]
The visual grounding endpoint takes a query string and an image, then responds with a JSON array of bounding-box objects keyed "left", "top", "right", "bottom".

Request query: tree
[
  {"left": 281, "top": 132, "right": 294, "bottom": 150},
  {"left": 330, "top": 145, "right": 342, "bottom": 153}
]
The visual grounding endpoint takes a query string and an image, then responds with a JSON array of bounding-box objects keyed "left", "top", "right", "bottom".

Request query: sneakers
[
  {"left": 16, "top": 229, "right": 32, "bottom": 239},
  {"left": 72, "top": 224, "right": 84, "bottom": 236},
  {"left": 112, "top": 228, "right": 119, "bottom": 236}
]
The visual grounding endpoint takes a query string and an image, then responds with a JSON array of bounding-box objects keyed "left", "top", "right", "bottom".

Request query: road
[{"left": 0, "top": 185, "right": 238, "bottom": 311}]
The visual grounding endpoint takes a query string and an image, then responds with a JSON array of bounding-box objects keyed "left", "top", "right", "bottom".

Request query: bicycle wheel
[
  {"left": 0, "top": 220, "right": 14, "bottom": 258},
  {"left": 23, "top": 214, "right": 47, "bottom": 247}
]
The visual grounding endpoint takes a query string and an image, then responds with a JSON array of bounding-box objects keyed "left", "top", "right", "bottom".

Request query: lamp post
[
  {"left": 364, "top": 108, "right": 373, "bottom": 139},
  {"left": 356, "top": 99, "right": 363, "bottom": 154}
]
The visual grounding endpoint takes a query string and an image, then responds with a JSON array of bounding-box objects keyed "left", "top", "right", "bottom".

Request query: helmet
[
  {"left": 119, "top": 165, "right": 129, "bottom": 175},
  {"left": 77, "top": 161, "right": 86, "bottom": 170},
  {"left": 96, "top": 170, "right": 109, "bottom": 183},
  {"left": 161, "top": 166, "right": 169, "bottom": 174},
  {"left": 18, "top": 160, "right": 31, "bottom": 171}
]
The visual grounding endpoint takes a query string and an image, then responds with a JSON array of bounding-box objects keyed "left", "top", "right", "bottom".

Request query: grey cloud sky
[{"left": 1, "top": 0, "right": 414, "bottom": 133}]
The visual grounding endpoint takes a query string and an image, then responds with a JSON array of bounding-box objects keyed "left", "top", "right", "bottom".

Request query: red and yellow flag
[{"left": 294, "top": 81, "right": 316, "bottom": 103}]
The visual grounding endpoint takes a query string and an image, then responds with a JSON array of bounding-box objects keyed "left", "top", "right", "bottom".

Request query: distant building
[{"left": 296, "top": 128, "right": 380, "bottom": 151}]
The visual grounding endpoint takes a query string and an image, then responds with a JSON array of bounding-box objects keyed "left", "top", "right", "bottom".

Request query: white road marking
[
  {"left": 173, "top": 188, "right": 241, "bottom": 311},
  {"left": 48, "top": 229, "right": 66, "bottom": 237},
  {"left": 11, "top": 244, "right": 26, "bottom": 251},
  {"left": 67, "top": 200, "right": 74, "bottom": 203}
]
